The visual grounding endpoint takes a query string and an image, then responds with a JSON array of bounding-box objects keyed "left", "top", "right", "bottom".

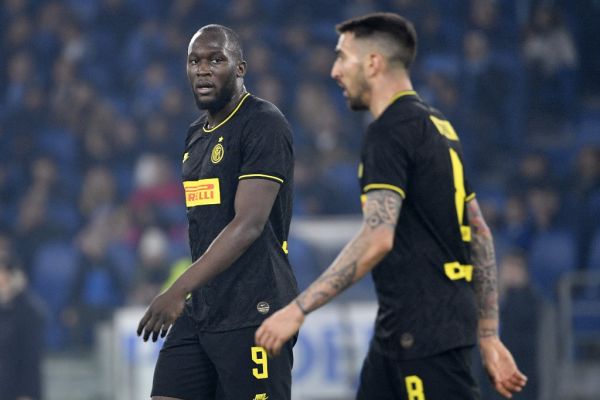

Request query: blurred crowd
[{"left": 1, "top": 0, "right": 600, "bottom": 354}]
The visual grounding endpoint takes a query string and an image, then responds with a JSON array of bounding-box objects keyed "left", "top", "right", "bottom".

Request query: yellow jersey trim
[
  {"left": 282, "top": 241, "right": 288, "bottom": 254},
  {"left": 430, "top": 115, "right": 459, "bottom": 141},
  {"left": 239, "top": 173, "right": 284, "bottom": 184},
  {"left": 465, "top": 192, "right": 476, "bottom": 202},
  {"left": 364, "top": 183, "right": 406, "bottom": 199},
  {"left": 389, "top": 90, "right": 417, "bottom": 105},
  {"left": 202, "top": 92, "right": 251, "bottom": 133}
]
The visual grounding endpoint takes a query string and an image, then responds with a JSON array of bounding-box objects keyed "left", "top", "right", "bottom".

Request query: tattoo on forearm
[
  {"left": 296, "top": 190, "right": 402, "bottom": 315},
  {"left": 479, "top": 327, "right": 498, "bottom": 338},
  {"left": 364, "top": 190, "right": 401, "bottom": 230},
  {"left": 468, "top": 200, "right": 499, "bottom": 322},
  {"left": 296, "top": 256, "right": 360, "bottom": 315},
  {"left": 294, "top": 299, "right": 308, "bottom": 315}
]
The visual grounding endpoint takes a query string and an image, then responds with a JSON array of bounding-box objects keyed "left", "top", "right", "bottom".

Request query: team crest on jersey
[
  {"left": 211, "top": 141, "right": 224, "bottom": 164},
  {"left": 253, "top": 394, "right": 268, "bottom": 400}
]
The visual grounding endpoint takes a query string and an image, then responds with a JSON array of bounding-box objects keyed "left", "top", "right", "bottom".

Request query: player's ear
[
  {"left": 365, "top": 52, "right": 382, "bottom": 78},
  {"left": 236, "top": 60, "right": 247, "bottom": 78}
]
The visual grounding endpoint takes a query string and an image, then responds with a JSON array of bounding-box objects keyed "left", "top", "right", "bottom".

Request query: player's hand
[
  {"left": 255, "top": 302, "right": 305, "bottom": 356},
  {"left": 479, "top": 336, "right": 528, "bottom": 398},
  {"left": 137, "top": 287, "right": 186, "bottom": 342}
]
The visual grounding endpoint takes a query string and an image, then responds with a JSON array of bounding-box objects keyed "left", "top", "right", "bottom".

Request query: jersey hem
[{"left": 372, "top": 338, "right": 477, "bottom": 361}]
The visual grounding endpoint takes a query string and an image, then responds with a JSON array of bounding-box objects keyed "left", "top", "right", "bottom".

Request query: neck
[
  {"left": 206, "top": 86, "right": 246, "bottom": 128},
  {"left": 368, "top": 71, "right": 413, "bottom": 119}
]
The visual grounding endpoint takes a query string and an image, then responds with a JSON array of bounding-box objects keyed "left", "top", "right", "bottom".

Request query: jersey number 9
[{"left": 251, "top": 346, "right": 269, "bottom": 379}]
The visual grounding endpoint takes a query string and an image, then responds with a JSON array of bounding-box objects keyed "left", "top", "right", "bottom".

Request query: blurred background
[{"left": 1, "top": 0, "right": 599, "bottom": 399}]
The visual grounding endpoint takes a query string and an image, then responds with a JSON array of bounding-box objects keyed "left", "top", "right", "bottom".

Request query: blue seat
[{"left": 528, "top": 230, "right": 576, "bottom": 300}]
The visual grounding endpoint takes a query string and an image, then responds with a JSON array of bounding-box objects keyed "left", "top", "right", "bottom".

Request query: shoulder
[
  {"left": 185, "top": 113, "right": 207, "bottom": 143},
  {"left": 367, "top": 101, "right": 424, "bottom": 141},
  {"left": 189, "top": 112, "right": 207, "bottom": 129},
  {"left": 245, "top": 95, "right": 290, "bottom": 125},
  {"left": 242, "top": 95, "right": 292, "bottom": 143}
]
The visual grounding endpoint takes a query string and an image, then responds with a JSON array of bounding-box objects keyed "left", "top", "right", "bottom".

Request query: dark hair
[
  {"left": 336, "top": 12, "right": 417, "bottom": 68},
  {"left": 198, "top": 24, "right": 244, "bottom": 62}
]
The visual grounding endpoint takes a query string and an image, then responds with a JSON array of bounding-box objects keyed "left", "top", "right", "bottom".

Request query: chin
[
  {"left": 195, "top": 98, "right": 214, "bottom": 110},
  {"left": 196, "top": 97, "right": 224, "bottom": 112},
  {"left": 348, "top": 99, "right": 368, "bottom": 111},
  {"left": 195, "top": 90, "right": 234, "bottom": 113}
]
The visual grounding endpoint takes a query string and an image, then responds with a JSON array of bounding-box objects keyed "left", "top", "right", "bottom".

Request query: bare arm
[
  {"left": 295, "top": 189, "right": 402, "bottom": 314},
  {"left": 467, "top": 198, "right": 499, "bottom": 338},
  {"left": 468, "top": 198, "right": 528, "bottom": 398},
  {"left": 255, "top": 189, "right": 402, "bottom": 355},
  {"left": 138, "top": 179, "right": 281, "bottom": 341},
  {"left": 170, "top": 179, "right": 280, "bottom": 295}
]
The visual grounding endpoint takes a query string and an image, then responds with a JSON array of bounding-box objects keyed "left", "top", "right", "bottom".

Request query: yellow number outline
[
  {"left": 251, "top": 346, "right": 269, "bottom": 379},
  {"left": 405, "top": 375, "right": 426, "bottom": 400},
  {"left": 431, "top": 116, "right": 474, "bottom": 283}
]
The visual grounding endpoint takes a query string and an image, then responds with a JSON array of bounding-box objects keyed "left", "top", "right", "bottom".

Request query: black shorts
[
  {"left": 151, "top": 312, "right": 294, "bottom": 400},
  {"left": 356, "top": 344, "right": 480, "bottom": 400}
]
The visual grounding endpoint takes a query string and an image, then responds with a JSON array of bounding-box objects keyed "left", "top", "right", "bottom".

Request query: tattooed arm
[
  {"left": 467, "top": 198, "right": 499, "bottom": 338},
  {"left": 255, "top": 189, "right": 402, "bottom": 355},
  {"left": 468, "top": 198, "right": 528, "bottom": 398}
]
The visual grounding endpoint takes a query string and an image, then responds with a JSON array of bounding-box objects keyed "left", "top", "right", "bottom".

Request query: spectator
[
  {"left": 500, "top": 194, "right": 534, "bottom": 251},
  {"left": 129, "top": 227, "right": 171, "bottom": 306},
  {"left": 523, "top": 4, "right": 578, "bottom": 130},
  {"left": 460, "top": 30, "right": 512, "bottom": 172},
  {"left": 570, "top": 146, "right": 600, "bottom": 269},
  {"left": 526, "top": 184, "right": 563, "bottom": 233},
  {"left": 0, "top": 251, "right": 46, "bottom": 400},
  {"left": 476, "top": 250, "right": 542, "bottom": 399},
  {"left": 511, "top": 152, "right": 555, "bottom": 195}
]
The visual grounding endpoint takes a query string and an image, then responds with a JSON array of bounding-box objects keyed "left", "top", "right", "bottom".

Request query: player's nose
[{"left": 330, "top": 61, "right": 340, "bottom": 80}]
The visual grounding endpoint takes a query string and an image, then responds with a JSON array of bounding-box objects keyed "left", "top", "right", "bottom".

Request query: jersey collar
[
  {"left": 389, "top": 90, "right": 417, "bottom": 105},
  {"left": 203, "top": 92, "right": 251, "bottom": 133}
]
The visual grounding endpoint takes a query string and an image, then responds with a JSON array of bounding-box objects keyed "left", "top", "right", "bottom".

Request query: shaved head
[
  {"left": 188, "top": 24, "right": 244, "bottom": 62},
  {"left": 336, "top": 13, "right": 417, "bottom": 69},
  {"left": 186, "top": 24, "right": 246, "bottom": 113}
]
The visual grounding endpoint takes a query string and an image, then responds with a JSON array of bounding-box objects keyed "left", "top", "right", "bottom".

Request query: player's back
[{"left": 359, "top": 92, "right": 477, "bottom": 360}]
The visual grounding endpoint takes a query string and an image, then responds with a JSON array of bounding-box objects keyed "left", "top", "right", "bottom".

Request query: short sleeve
[
  {"left": 465, "top": 180, "right": 476, "bottom": 201},
  {"left": 239, "top": 108, "right": 293, "bottom": 185},
  {"left": 360, "top": 118, "right": 421, "bottom": 199}
]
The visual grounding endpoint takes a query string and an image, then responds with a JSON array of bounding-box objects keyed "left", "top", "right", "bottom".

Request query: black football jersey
[
  {"left": 360, "top": 91, "right": 478, "bottom": 359},
  {"left": 182, "top": 93, "right": 298, "bottom": 331}
]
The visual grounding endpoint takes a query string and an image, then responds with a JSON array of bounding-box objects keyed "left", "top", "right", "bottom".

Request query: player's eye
[
  {"left": 211, "top": 57, "right": 224, "bottom": 64},
  {"left": 189, "top": 59, "right": 198, "bottom": 65}
]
